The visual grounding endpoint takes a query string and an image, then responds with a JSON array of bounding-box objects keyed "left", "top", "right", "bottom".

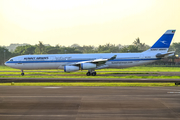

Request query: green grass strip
[
  {"left": 0, "top": 75, "right": 180, "bottom": 79},
  {"left": 0, "top": 82, "right": 178, "bottom": 87}
]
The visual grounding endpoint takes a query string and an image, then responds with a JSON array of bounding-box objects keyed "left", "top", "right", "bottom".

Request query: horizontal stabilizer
[{"left": 156, "top": 51, "right": 175, "bottom": 58}]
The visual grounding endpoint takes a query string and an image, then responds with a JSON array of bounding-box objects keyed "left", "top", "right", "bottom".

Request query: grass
[
  {"left": 0, "top": 82, "right": 178, "bottom": 87},
  {"left": 0, "top": 75, "right": 180, "bottom": 79}
]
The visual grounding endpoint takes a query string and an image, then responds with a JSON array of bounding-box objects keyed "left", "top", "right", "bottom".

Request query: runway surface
[
  {"left": 1, "top": 78, "right": 180, "bottom": 83},
  {"left": 0, "top": 86, "right": 180, "bottom": 120}
]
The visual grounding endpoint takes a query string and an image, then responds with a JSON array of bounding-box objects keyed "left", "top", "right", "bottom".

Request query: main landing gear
[
  {"left": 86, "top": 70, "right": 96, "bottom": 76},
  {"left": 21, "top": 70, "right": 24, "bottom": 76}
]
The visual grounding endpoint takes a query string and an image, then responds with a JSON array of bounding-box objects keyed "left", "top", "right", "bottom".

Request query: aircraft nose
[{"left": 4, "top": 61, "right": 8, "bottom": 66}]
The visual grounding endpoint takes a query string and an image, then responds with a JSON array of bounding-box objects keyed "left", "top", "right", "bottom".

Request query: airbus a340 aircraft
[{"left": 5, "top": 30, "right": 176, "bottom": 76}]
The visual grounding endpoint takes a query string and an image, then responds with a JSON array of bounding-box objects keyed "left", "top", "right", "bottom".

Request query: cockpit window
[{"left": 10, "top": 59, "right": 13, "bottom": 61}]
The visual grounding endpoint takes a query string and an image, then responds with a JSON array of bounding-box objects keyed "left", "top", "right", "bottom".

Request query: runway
[
  {"left": 0, "top": 86, "right": 180, "bottom": 120},
  {"left": 1, "top": 78, "right": 180, "bottom": 83}
]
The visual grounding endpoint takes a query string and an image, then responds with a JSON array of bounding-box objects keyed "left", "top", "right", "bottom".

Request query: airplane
[{"left": 5, "top": 30, "right": 176, "bottom": 76}]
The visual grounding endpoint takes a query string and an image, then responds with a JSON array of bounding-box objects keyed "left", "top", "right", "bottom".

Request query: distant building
[
  {"left": 174, "top": 57, "right": 180, "bottom": 64},
  {"left": 5, "top": 43, "right": 30, "bottom": 52}
]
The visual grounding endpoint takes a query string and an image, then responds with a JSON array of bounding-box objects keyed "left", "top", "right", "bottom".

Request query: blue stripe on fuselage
[{"left": 6, "top": 58, "right": 159, "bottom": 64}]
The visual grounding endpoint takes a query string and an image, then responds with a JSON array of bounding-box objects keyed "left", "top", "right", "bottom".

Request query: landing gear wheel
[
  {"left": 92, "top": 72, "right": 96, "bottom": 76},
  {"left": 86, "top": 72, "right": 91, "bottom": 76},
  {"left": 21, "top": 73, "right": 24, "bottom": 76}
]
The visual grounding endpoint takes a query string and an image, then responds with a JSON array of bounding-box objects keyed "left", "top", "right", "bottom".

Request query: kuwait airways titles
[{"left": 24, "top": 57, "right": 49, "bottom": 60}]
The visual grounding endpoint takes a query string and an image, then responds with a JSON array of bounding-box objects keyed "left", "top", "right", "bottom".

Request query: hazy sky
[{"left": 0, "top": 0, "right": 180, "bottom": 46}]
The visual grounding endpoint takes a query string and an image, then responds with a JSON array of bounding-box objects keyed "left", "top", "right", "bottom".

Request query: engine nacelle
[
  {"left": 81, "top": 63, "right": 96, "bottom": 70},
  {"left": 64, "top": 66, "right": 79, "bottom": 72}
]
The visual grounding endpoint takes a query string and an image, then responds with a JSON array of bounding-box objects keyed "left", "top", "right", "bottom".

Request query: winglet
[{"left": 108, "top": 55, "right": 117, "bottom": 60}]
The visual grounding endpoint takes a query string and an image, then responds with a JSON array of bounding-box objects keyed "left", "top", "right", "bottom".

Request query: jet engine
[
  {"left": 64, "top": 66, "right": 79, "bottom": 72},
  {"left": 81, "top": 63, "right": 96, "bottom": 70}
]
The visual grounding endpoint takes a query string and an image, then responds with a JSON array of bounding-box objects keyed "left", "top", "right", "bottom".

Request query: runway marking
[
  {"left": 43, "top": 87, "right": 62, "bottom": 89},
  {"left": 0, "top": 113, "right": 175, "bottom": 117},
  {"left": 0, "top": 115, "right": 75, "bottom": 117},
  {"left": 1, "top": 94, "right": 180, "bottom": 98},
  {"left": 0, "top": 96, "right": 81, "bottom": 98},
  {"left": 167, "top": 92, "right": 180, "bottom": 94}
]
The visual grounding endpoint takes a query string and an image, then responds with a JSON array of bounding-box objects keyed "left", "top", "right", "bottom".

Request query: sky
[{"left": 0, "top": 0, "right": 180, "bottom": 47}]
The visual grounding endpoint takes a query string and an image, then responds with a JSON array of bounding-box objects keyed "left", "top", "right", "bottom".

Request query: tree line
[{"left": 1, "top": 38, "right": 180, "bottom": 65}]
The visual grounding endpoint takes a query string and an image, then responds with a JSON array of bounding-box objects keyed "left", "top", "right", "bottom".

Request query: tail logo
[{"left": 160, "top": 41, "right": 168, "bottom": 45}]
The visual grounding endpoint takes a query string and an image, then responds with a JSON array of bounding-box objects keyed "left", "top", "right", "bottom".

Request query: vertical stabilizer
[{"left": 143, "top": 30, "right": 176, "bottom": 53}]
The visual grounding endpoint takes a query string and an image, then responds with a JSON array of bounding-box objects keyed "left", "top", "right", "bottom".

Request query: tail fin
[{"left": 143, "top": 30, "right": 176, "bottom": 53}]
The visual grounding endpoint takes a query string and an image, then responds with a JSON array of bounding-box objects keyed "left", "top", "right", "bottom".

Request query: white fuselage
[{"left": 5, "top": 53, "right": 159, "bottom": 70}]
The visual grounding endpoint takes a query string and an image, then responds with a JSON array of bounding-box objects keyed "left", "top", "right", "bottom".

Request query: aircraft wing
[
  {"left": 156, "top": 51, "right": 175, "bottom": 58},
  {"left": 69, "top": 55, "right": 117, "bottom": 66}
]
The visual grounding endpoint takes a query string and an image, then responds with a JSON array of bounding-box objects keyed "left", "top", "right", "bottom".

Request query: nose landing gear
[{"left": 21, "top": 70, "right": 24, "bottom": 76}]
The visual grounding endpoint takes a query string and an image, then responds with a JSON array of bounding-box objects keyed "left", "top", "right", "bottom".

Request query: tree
[
  {"left": 14, "top": 45, "right": 36, "bottom": 55},
  {"left": 169, "top": 42, "right": 180, "bottom": 55},
  {"left": 96, "top": 43, "right": 121, "bottom": 53},
  {"left": 60, "top": 47, "right": 82, "bottom": 54},
  {"left": 46, "top": 46, "right": 61, "bottom": 54},
  {"left": 133, "top": 37, "right": 140, "bottom": 46},
  {"left": 70, "top": 44, "right": 80, "bottom": 48},
  {"left": 0, "top": 47, "right": 12, "bottom": 65},
  {"left": 120, "top": 45, "right": 139, "bottom": 53},
  {"left": 81, "top": 45, "right": 95, "bottom": 53},
  {"left": 34, "top": 41, "right": 46, "bottom": 54},
  {"left": 133, "top": 38, "right": 150, "bottom": 51}
]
